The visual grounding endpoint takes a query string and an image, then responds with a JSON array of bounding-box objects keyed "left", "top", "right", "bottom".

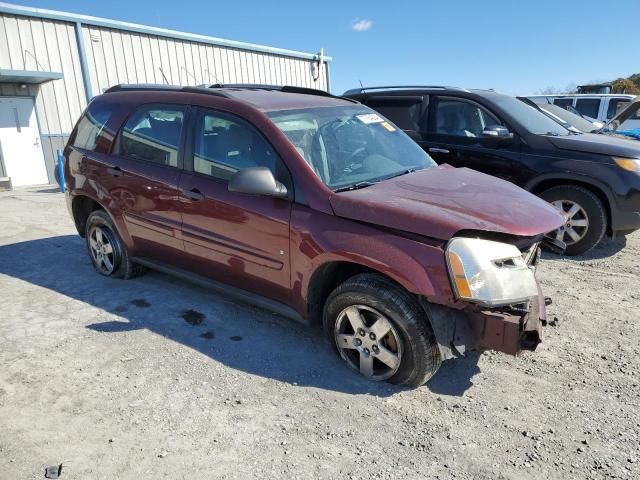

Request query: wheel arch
[
  {"left": 304, "top": 257, "right": 439, "bottom": 326},
  {"left": 525, "top": 174, "right": 613, "bottom": 232},
  {"left": 71, "top": 194, "right": 104, "bottom": 237}
]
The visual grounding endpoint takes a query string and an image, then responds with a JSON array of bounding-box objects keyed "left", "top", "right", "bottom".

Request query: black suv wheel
[
  {"left": 323, "top": 273, "right": 441, "bottom": 387},
  {"left": 540, "top": 185, "right": 607, "bottom": 256}
]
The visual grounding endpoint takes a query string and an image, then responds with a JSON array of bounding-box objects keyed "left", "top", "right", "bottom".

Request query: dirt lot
[{"left": 0, "top": 187, "right": 638, "bottom": 480}]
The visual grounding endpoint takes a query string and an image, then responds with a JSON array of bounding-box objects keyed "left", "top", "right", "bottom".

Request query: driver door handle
[
  {"left": 429, "top": 147, "right": 450, "bottom": 154},
  {"left": 183, "top": 188, "right": 204, "bottom": 201}
]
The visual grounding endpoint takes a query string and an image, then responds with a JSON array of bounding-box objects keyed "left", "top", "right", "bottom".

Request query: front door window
[{"left": 430, "top": 98, "right": 501, "bottom": 138}]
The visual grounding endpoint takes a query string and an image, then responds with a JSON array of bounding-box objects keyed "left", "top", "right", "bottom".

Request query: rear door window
[
  {"left": 575, "top": 98, "right": 601, "bottom": 119},
  {"left": 72, "top": 102, "right": 114, "bottom": 151},
  {"left": 118, "top": 105, "right": 186, "bottom": 167},
  {"left": 365, "top": 96, "right": 425, "bottom": 132}
]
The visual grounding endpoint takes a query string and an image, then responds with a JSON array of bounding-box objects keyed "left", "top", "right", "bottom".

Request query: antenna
[
  {"left": 359, "top": 79, "right": 364, "bottom": 89},
  {"left": 158, "top": 67, "right": 169, "bottom": 85},
  {"left": 205, "top": 68, "right": 221, "bottom": 85},
  {"left": 180, "top": 66, "right": 198, "bottom": 85}
]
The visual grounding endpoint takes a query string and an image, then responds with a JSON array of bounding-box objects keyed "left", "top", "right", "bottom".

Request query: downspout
[{"left": 74, "top": 21, "right": 93, "bottom": 103}]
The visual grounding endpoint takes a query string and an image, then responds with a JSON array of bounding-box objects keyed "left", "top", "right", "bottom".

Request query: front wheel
[
  {"left": 323, "top": 274, "right": 441, "bottom": 388},
  {"left": 539, "top": 185, "right": 607, "bottom": 256}
]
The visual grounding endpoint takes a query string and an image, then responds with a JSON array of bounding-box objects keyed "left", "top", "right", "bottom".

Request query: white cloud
[{"left": 351, "top": 18, "right": 373, "bottom": 32}]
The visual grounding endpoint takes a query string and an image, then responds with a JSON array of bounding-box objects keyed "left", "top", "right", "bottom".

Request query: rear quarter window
[{"left": 72, "top": 102, "right": 114, "bottom": 151}]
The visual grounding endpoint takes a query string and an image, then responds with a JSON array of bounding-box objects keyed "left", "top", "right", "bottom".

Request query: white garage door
[{"left": 0, "top": 97, "right": 48, "bottom": 186}]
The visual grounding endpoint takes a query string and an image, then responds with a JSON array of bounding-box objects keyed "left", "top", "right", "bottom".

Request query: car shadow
[
  {"left": 0, "top": 234, "right": 479, "bottom": 397},
  {"left": 543, "top": 235, "right": 627, "bottom": 262},
  {"left": 426, "top": 352, "right": 481, "bottom": 396}
]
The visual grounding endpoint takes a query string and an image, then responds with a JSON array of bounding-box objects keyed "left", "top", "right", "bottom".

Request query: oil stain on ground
[
  {"left": 229, "top": 336, "right": 243, "bottom": 341},
  {"left": 181, "top": 309, "right": 205, "bottom": 326},
  {"left": 200, "top": 330, "right": 216, "bottom": 340},
  {"left": 131, "top": 298, "right": 151, "bottom": 308}
]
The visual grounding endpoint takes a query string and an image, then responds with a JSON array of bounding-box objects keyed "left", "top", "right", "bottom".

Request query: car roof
[
  {"left": 103, "top": 83, "right": 357, "bottom": 112},
  {"left": 343, "top": 86, "right": 511, "bottom": 102},
  {"left": 219, "top": 87, "right": 357, "bottom": 112},
  {"left": 527, "top": 93, "right": 636, "bottom": 98}
]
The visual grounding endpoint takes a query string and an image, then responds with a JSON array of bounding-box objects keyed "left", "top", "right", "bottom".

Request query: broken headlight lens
[{"left": 446, "top": 238, "right": 539, "bottom": 307}]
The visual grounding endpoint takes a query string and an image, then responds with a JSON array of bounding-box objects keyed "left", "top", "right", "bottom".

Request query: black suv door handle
[
  {"left": 107, "top": 166, "right": 123, "bottom": 177},
  {"left": 429, "top": 147, "right": 450, "bottom": 154},
  {"left": 183, "top": 188, "right": 204, "bottom": 201}
]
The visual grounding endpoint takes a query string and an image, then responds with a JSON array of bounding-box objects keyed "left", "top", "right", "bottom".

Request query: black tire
[
  {"left": 85, "top": 210, "right": 146, "bottom": 279},
  {"left": 539, "top": 185, "right": 607, "bottom": 256},
  {"left": 323, "top": 273, "right": 441, "bottom": 388}
]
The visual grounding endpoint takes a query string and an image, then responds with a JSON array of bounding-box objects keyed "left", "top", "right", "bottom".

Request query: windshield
[
  {"left": 267, "top": 105, "right": 436, "bottom": 190},
  {"left": 494, "top": 95, "right": 571, "bottom": 136},
  {"left": 541, "top": 104, "right": 598, "bottom": 132},
  {"left": 605, "top": 98, "right": 640, "bottom": 133}
]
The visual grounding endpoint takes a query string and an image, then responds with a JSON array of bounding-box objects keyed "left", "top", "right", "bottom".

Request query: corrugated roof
[{"left": 0, "top": 2, "right": 331, "bottom": 62}]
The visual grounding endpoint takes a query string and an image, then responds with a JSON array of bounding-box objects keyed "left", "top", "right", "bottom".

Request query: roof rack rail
[
  {"left": 343, "top": 85, "right": 469, "bottom": 95},
  {"left": 206, "top": 83, "right": 359, "bottom": 102},
  {"left": 103, "top": 83, "right": 231, "bottom": 98},
  {"left": 207, "top": 83, "right": 337, "bottom": 97},
  {"left": 103, "top": 83, "right": 359, "bottom": 103},
  {"left": 104, "top": 84, "right": 182, "bottom": 93}
]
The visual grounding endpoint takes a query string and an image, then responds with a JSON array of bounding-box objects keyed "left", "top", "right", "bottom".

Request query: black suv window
[
  {"left": 430, "top": 98, "right": 500, "bottom": 137},
  {"left": 575, "top": 98, "right": 600, "bottom": 119},
  {"left": 72, "top": 102, "right": 114, "bottom": 151},
  {"left": 365, "top": 96, "right": 424, "bottom": 132},
  {"left": 192, "top": 109, "right": 281, "bottom": 181},
  {"left": 119, "top": 105, "right": 186, "bottom": 167}
]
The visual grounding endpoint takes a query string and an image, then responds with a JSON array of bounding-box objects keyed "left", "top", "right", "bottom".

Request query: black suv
[{"left": 344, "top": 86, "right": 640, "bottom": 255}]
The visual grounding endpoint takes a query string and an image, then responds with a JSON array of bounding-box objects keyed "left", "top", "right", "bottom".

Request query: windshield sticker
[
  {"left": 381, "top": 121, "right": 396, "bottom": 132},
  {"left": 356, "top": 113, "right": 384, "bottom": 124}
]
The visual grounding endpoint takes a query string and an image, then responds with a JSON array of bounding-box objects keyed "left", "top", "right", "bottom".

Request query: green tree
[{"left": 612, "top": 79, "right": 640, "bottom": 94}]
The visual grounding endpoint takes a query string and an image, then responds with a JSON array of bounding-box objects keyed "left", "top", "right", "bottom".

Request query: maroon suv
[{"left": 63, "top": 84, "right": 564, "bottom": 387}]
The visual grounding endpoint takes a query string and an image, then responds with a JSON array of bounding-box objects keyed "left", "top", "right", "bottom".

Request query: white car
[{"left": 527, "top": 94, "right": 635, "bottom": 124}]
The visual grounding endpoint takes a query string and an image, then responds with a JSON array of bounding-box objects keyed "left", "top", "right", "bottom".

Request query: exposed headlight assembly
[{"left": 446, "top": 238, "right": 539, "bottom": 307}]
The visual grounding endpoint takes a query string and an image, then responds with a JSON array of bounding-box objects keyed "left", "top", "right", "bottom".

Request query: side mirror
[
  {"left": 482, "top": 125, "right": 513, "bottom": 140},
  {"left": 228, "top": 166, "right": 288, "bottom": 198}
]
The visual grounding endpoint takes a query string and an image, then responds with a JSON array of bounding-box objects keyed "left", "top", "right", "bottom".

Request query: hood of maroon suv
[{"left": 330, "top": 166, "right": 565, "bottom": 240}]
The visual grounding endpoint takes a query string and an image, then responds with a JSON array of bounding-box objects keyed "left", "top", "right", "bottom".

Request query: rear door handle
[
  {"left": 107, "top": 166, "right": 123, "bottom": 177},
  {"left": 183, "top": 188, "right": 204, "bottom": 201},
  {"left": 428, "top": 147, "right": 450, "bottom": 154}
]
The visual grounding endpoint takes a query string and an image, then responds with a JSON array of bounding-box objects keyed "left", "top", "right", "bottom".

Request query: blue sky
[{"left": 15, "top": 0, "right": 640, "bottom": 95}]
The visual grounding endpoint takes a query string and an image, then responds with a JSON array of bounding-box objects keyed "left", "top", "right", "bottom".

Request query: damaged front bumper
[{"left": 421, "top": 287, "right": 547, "bottom": 361}]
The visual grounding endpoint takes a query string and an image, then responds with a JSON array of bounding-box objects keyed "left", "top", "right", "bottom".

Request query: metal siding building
[{"left": 0, "top": 2, "right": 331, "bottom": 187}]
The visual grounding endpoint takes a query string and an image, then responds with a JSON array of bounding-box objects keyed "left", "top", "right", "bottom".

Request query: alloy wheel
[
  {"left": 89, "top": 225, "right": 116, "bottom": 274},
  {"left": 551, "top": 200, "right": 589, "bottom": 246},
  {"left": 334, "top": 305, "right": 403, "bottom": 381}
]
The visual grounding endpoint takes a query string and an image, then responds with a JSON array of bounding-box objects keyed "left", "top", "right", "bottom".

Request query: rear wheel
[
  {"left": 323, "top": 274, "right": 441, "bottom": 387},
  {"left": 540, "top": 185, "right": 607, "bottom": 256},
  {"left": 85, "top": 210, "right": 145, "bottom": 279}
]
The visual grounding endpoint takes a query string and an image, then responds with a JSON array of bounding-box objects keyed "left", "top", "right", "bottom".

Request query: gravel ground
[{"left": 0, "top": 187, "right": 638, "bottom": 480}]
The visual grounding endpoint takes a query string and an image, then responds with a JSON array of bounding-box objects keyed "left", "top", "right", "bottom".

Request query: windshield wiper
[
  {"left": 542, "top": 132, "right": 561, "bottom": 136},
  {"left": 384, "top": 168, "right": 419, "bottom": 180},
  {"left": 334, "top": 181, "right": 377, "bottom": 193}
]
